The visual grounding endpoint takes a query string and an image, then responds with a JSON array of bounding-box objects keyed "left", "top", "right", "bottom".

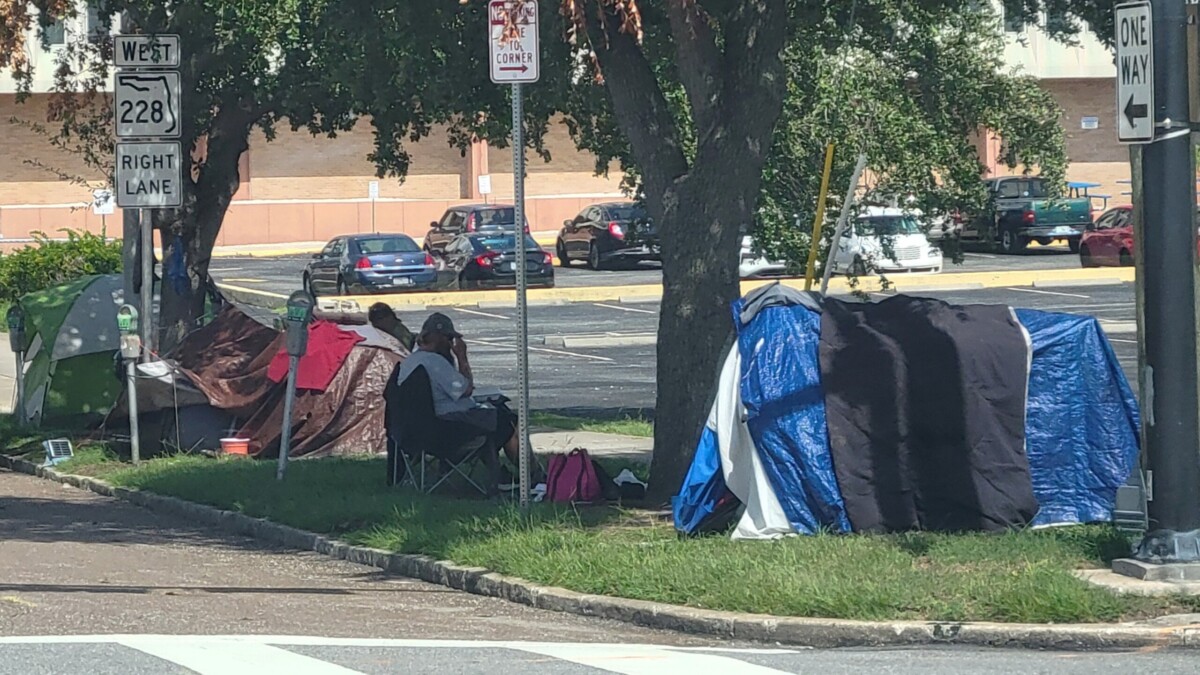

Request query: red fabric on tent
[{"left": 267, "top": 320, "right": 365, "bottom": 392}]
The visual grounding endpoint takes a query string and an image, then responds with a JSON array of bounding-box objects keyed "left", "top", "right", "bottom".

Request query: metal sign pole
[
  {"left": 1132, "top": 0, "right": 1200, "bottom": 555},
  {"left": 513, "top": 81, "right": 531, "bottom": 512},
  {"left": 139, "top": 210, "right": 154, "bottom": 360}
]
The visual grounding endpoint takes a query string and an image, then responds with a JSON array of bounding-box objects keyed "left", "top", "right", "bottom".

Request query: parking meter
[
  {"left": 116, "top": 304, "right": 143, "bottom": 463},
  {"left": 284, "top": 291, "right": 314, "bottom": 357},
  {"left": 277, "top": 291, "right": 314, "bottom": 481},
  {"left": 117, "top": 305, "right": 142, "bottom": 360},
  {"left": 7, "top": 306, "right": 26, "bottom": 426},
  {"left": 6, "top": 305, "right": 25, "bottom": 354}
]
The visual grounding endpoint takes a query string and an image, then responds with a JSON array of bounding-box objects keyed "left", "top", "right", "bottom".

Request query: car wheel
[
  {"left": 1079, "top": 245, "right": 1097, "bottom": 268},
  {"left": 999, "top": 227, "right": 1027, "bottom": 255},
  {"left": 1068, "top": 238, "right": 1082, "bottom": 254},
  {"left": 587, "top": 244, "right": 605, "bottom": 271},
  {"left": 336, "top": 276, "right": 349, "bottom": 295},
  {"left": 1120, "top": 250, "right": 1134, "bottom": 267},
  {"left": 557, "top": 240, "right": 573, "bottom": 267},
  {"left": 303, "top": 273, "right": 317, "bottom": 297}
]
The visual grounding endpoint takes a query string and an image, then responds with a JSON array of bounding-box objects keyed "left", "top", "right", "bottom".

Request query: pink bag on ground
[{"left": 544, "top": 449, "right": 603, "bottom": 503}]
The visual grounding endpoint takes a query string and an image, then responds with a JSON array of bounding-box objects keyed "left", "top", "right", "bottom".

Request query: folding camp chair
[{"left": 384, "top": 363, "right": 494, "bottom": 494}]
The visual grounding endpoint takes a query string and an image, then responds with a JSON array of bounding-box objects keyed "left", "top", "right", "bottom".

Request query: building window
[
  {"left": 86, "top": 6, "right": 108, "bottom": 43},
  {"left": 1044, "top": 11, "right": 1071, "bottom": 35},
  {"left": 42, "top": 20, "right": 66, "bottom": 46},
  {"left": 1003, "top": 11, "right": 1025, "bottom": 33}
]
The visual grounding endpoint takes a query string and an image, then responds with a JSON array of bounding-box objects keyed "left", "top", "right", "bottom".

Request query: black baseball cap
[
  {"left": 368, "top": 303, "right": 395, "bottom": 321},
  {"left": 421, "top": 312, "right": 461, "bottom": 339}
]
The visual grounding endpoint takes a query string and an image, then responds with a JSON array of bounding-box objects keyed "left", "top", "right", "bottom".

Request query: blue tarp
[
  {"left": 734, "top": 299, "right": 850, "bottom": 534},
  {"left": 671, "top": 427, "right": 729, "bottom": 534},
  {"left": 674, "top": 299, "right": 1141, "bottom": 535},
  {"left": 1016, "top": 309, "right": 1141, "bottom": 526}
]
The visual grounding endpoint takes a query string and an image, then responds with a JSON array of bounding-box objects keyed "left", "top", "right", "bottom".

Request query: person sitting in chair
[{"left": 396, "top": 312, "right": 519, "bottom": 494}]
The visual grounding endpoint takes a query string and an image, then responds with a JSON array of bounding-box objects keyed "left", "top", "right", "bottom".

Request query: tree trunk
[
  {"left": 578, "top": 0, "right": 790, "bottom": 503},
  {"left": 158, "top": 104, "right": 253, "bottom": 352},
  {"left": 646, "top": 170, "right": 747, "bottom": 502},
  {"left": 158, "top": 207, "right": 227, "bottom": 352}
]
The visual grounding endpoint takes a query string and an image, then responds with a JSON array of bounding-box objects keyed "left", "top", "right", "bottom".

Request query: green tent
[{"left": 18, "top": 275, "right": 123, "bottom": 425}]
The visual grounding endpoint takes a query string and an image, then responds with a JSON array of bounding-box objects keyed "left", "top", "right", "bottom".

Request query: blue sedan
[{"left": 303, "top": 234, "right": 438, "bottom": 296}]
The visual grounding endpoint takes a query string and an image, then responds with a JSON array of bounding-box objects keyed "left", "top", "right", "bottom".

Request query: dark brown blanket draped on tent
[
  {"left": 236, "top": 345, "right": 399, "bottom": 458},
  {"left": 818, "top": 296, "right": 1038, "bottom": 533},
  {"left": 168, "top": 305, "right": 401, "bottom": 458}
]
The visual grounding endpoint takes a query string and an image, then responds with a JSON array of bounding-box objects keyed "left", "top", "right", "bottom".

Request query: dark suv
[
  {"left": 556, "top": 202, "right": 659, "bottom": 270},
  {"left": 423, "top": 204, "right": 530, "bottom": 256}
]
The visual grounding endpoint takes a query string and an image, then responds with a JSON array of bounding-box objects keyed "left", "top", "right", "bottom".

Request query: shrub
[{"left": 0, "top": 229, "right": 123, "bottom": 302}]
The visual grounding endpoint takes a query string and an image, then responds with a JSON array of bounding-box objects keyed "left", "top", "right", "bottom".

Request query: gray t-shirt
[{"left": 397, "top": 350, "right": 478, "bottom": 417}]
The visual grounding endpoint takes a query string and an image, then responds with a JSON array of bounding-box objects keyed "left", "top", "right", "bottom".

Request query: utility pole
[{"left": 1118, "top": 0, "right": 1200, "bottom": 567}]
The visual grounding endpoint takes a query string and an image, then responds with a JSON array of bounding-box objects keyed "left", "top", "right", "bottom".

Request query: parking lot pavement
[
  {"left": 406, "top": 283, "right": 1138, "bottom": 413},
  {"left": 209, "top": 246, "right": 1089, "bottom": 300}
]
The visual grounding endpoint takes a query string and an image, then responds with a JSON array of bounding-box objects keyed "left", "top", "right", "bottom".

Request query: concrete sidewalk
[
  {"left": 531, "top": 429, "right": 652, "bottom": 466},
  {"left": 0, "top": 468, "right": 699, "bottom": 643}
]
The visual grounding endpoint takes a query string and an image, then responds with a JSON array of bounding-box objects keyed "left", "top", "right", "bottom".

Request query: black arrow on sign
[{"left": 1124, "top": 94, "right": 1148, "bottom": 127}]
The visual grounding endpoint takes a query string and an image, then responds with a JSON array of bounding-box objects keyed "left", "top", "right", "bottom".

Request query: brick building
[{"left": 985, "top": 14, "right": 1128, "bottom": 208}]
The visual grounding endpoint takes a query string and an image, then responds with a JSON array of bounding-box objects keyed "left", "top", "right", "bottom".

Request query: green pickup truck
[{"left": 958, "top": 176, "right": 1094, "bottom": 254}]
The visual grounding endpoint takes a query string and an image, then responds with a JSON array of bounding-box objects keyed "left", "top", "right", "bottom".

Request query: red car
[
  {"left": 1079, "top": 206, "right": 1134, "bottom": 267},
  {"left": 1080, "top": 205, "right": 1200, "bottom": 267}
]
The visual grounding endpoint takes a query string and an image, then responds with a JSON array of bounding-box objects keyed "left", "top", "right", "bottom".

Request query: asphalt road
[
  {"left": 210, "top": 245, "right": 1085, "bottom": 298},
  {"left": 349, "top": 282, "right": 1137, "bottom": 414},
  {"left": 2, "top": 636, "right": 1198, "bottom": 674}
]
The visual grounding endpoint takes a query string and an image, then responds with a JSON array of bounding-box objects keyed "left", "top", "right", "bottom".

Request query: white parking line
[
  {"left": 464, "top": 338, "right": 615, "bottom": 363},
  {"left": 963, "top": 253, "right": 997, "bottom": 259},
  {"left": 1006, "top": 287, "right": 1090, "bottom": 299},
  {"left": 453, "top": 307, "right": 511, "bottom": 320},
  {"left": 594, "top": 303, "right": 657, "bottom": 315},
  {"left": 1109, "top": 338, "right": 1138, "bottom": 344}
]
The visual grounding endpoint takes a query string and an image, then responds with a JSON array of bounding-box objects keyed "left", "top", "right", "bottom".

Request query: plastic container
[{"left": 220, "top": 438, "right": 250, "bottom": 455}]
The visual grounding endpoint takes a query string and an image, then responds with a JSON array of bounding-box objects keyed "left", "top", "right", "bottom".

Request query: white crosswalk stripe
[{"left": 0, "top": 636, "right": 801, "bottom": 674}]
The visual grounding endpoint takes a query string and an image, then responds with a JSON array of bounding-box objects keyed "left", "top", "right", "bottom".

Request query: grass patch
[
  {"left": 50, "top": 451, "right": 1200, "bottom": 624},
  {"left": 531, "top": 412, "right": 653, "bottom": 438}
]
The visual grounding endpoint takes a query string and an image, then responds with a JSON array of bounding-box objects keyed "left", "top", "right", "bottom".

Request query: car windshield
[
  {"left": 608, "top": 205, "right": 648, "bottom": 221},
  {"left": 857, "top": 216, "right": 922, "bottom": 236},
  {"left": 475, "top": 234, "right": 540, "bottom": 251},
  {"left": 356, "top": 236, "right": 419, "bottom": 254},
  {"left": 475, "top": 208, "right": 528, "bottom": 228},
  {"left": 996, "top": 179, "right": 1050, "bottom": 199}
]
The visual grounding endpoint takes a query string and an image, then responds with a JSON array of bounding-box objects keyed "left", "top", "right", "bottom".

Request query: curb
[{"left": 4, "top": 453, "right": 1197, "bottom": 651}]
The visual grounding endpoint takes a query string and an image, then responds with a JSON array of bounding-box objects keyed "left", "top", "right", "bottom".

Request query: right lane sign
[{"left": 1116, "top": 1, "right": 1154, "bottom": 144}]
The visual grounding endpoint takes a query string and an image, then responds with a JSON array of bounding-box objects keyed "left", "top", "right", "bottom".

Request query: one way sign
[{"left": 1115, "top": 1, "right": 1154, "bottom": 144}]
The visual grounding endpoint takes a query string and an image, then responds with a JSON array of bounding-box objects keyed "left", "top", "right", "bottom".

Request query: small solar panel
[{"left": 42, "top": 439, "right": 73, "bottom": 466}]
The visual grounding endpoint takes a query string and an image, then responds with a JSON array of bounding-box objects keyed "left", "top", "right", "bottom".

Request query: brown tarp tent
[{"left": 113, "top": 304, "right": 402, "bottom": 458}]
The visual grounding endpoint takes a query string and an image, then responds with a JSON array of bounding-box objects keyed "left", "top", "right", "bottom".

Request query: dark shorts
[{"left": 439, "top": 402, "right": 517, "bottom": 453}]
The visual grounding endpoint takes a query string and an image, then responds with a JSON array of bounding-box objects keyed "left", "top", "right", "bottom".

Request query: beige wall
[{"left": 0, "top": 95, "right": 626, "bottom": 244}]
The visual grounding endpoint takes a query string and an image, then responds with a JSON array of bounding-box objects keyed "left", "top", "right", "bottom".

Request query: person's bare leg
[{"left": 502, "top": 428, "right": 519, "bottom": 464}]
